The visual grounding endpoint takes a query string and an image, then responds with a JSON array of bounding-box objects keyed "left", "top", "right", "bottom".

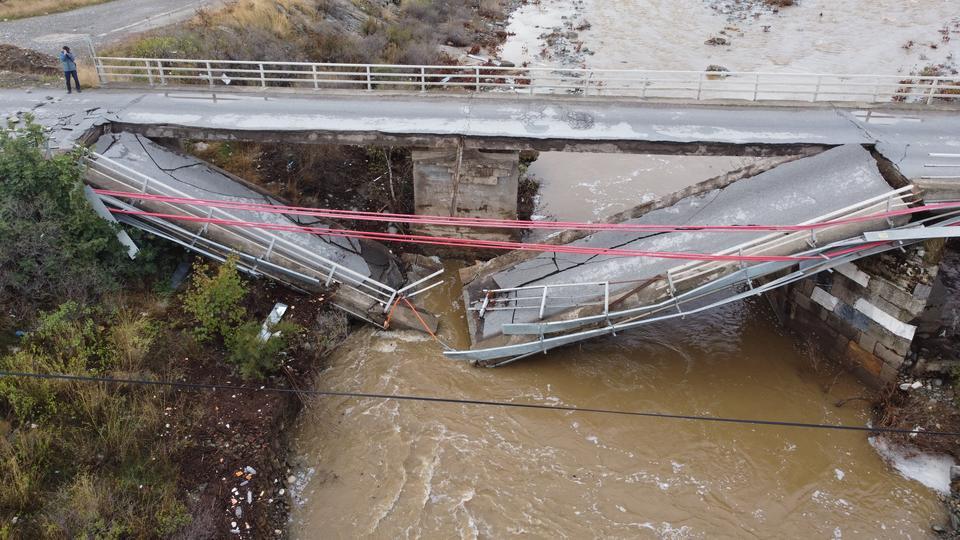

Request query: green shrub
[
  {"left": 0, "top": 120, "right": 132, "bottom": 319},
  {"left": 225, "top": 320, "right": 300, "bottom": 379},
  {"left": 0, "top": 302, "right": 113, "bottom": 422},
  {"left": 128, "top": 35, "right": 202, "bottom": 58},
  {"left": 182, "top": 256, "right": 247, "bottom": 342}
]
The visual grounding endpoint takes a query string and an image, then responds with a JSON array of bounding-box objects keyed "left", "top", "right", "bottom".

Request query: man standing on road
[{"left": 59, "top": 46, "right": 81, "bottom": 94}]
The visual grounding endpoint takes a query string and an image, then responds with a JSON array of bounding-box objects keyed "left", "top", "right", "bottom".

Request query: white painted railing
[{"left": 93, "top": 56, "right": 960, "bottom": 104}]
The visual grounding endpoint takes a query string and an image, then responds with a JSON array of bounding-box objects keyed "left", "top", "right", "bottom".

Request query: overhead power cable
[
  {"left": 1, "top": 370, "right": 957, "bottom": 438},
  {"left": 109, "top": 208, "right": 870, "bottom": 263},
  {"left": 95, "top": 188, "right": 960, "bottom": 233}
]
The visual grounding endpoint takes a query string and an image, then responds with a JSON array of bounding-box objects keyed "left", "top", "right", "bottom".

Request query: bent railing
[
  {"left": 93, "top": 56, "right": 960, "bottom": 104},
  {"left": 83, "top": 151, "right": 442, "bottom": 312}
]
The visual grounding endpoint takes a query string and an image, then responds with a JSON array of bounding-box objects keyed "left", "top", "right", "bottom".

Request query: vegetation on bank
[
  {"left": 0, "top": 124, "right": 342, "bottom": 536},
  {"left": 0, "top": 0, "right": 112, "bottom": 21},
  {"left": 0, "top": 121, "right": 138, "bottom": 320},
  {"left": 107, "top": 0, "right": 507, "bottom": 65}
]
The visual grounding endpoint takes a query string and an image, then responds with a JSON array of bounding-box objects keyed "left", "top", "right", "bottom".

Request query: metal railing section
[
  {"left": 447, "top": 211, "right": 960, "bottom": 365},
  {"left": 93, "top": 56, "right": 960, "bottom": 104},
  {"left": 471, "top": 282, "right": 612, "bottom": 321},
  {"left": 83, "top": 151, "right": 442, "bottom": 309},
  {"left": 468, "top": 187, "right": 916, "bottom": 325}
]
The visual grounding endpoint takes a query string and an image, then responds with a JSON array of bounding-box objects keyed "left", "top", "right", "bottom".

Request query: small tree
[
  {"left": 182, "top": 256, "right": 247, "bottom": 342},
  {"left": 225, "top": 320, "right": 299, "bottom": 379}
]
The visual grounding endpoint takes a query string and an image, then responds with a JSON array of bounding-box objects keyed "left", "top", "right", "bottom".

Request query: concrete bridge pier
[{"left": 412, "top": 146, "right": 520, "bottom": 243}]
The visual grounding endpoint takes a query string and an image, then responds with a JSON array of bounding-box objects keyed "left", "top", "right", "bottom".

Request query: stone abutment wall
[{"left": 769, "top": 243, "right": 945, "bottom": 386}]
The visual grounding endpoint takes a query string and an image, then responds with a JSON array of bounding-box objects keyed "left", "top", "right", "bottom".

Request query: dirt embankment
[
  {"left": 161, "top": 279, "right": 348, "bottom": 538},
  {"left": 0, "top": 44, "right": 60, "bottom": 87}
]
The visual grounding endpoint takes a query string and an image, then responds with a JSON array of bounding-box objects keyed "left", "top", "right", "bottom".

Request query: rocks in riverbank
[
  {"left": 706, "top": 0, "right": 797, "bottom": 23},
  {"left": 532, "top": 0, "right": 593, "bottom": 67}
]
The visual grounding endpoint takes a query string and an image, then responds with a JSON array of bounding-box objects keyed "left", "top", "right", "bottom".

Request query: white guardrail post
[
  {"left": 144, "top": 59, "right": 154, "bottom": 86},
  {"left": 928, "top": 79, "right": 940, "bottom": 105}
]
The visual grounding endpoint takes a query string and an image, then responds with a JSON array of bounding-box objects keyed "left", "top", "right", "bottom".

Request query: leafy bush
[
  {"left": 0, "top": 120, "right": 131, "bottom": 319},
  {"left": 0, "top": 302, "right": 113, "bottom": 422},
  {"left": 182, "top": 256, "right": 247, "bottom": 342},
  {"left": 225, "top": 320, "right": 300, "bottom": 378}
]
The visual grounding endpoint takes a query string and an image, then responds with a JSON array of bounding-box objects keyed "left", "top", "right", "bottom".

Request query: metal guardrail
[
  {"left": 93, "top": 56, "right": 960, "bottom": 104},
  {"left": 448, "top": 210, "right": 960, "bottom": 365},
  {"left": 468, "top": 187, "right": 915, "bottom": 325},
  {"left": 82, "top": 151, "right": 442, "bottom": 310}
]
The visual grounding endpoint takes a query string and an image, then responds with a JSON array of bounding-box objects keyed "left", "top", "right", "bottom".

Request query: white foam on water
[{"left": 869, "top": 436, "right": 956, "bottom": 494}]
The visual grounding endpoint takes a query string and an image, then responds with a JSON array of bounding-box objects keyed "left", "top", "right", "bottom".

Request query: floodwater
[
  {"left": 527, "top": 152, "right": 753, "bottom": 222},
  {"left": 289, "top": 266, "right": 945, "bottom": 538},
  {"left": 500, "top": 0, "right": 960, "bottom": 73},
  {"left": 288, "top": 1, "right": 956, "bottom": 537},
  {"left": 503, "top": 0, "right": 960, "bottom": 224}
]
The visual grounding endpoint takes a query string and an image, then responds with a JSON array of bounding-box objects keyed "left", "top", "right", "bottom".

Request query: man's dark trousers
[{"left": 64, "top": 70, "right": 81, "bottom": 93}]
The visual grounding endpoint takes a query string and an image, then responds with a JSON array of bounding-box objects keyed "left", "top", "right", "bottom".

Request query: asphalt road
[
  {"left": 1, "top": 88, "right": 957, "bottom": 180},
  {"left": 0, "top": 0, "right": 223, "bottom": 54}
]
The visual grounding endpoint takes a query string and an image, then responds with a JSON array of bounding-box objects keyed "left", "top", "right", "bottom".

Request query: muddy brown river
[
  {"left": 289, "top": 267, "right": 945, "bottom": 538},
  {"left": 288, "top": 1, "right": 956, "bottom": 536}
]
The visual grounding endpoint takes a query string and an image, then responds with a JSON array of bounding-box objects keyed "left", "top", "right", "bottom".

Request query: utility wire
[{"left": 1, "top": 370, "right": 957, "bottom": 438}]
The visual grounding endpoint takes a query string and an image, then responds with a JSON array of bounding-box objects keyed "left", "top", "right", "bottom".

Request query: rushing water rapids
[
  {"left": 289, "top": 266, "right": 945, "bottom": 538},
  {"left": 289, "top": 1, "right": 957, "bottom": 536}
]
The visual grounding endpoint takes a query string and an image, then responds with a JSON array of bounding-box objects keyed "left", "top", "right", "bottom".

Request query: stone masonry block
[
  {"left": 853, "top": 298, "right": 917, "bottom": 341},
  {"left": 873, "top": 329, "right": 911, "bottom": 356},
  {"left": 827, "top": 311, "right": 860, "bottom": 340},
  {"left": 869, "top": 277, "right": 926, "bottom": 318},
  {"left": 913, "top": 282, "right": 933, "bottom": 301},
  {"left": 810, "top": 287, "right": 839, "bottom": 311},
  {"left": 857, "top": 331, "right": 879, "bottom": 354},
  {"left": 874, "top": 341, "right": 906, "bottom": 367},
  {"left": 879, "top": 360, "right": 900, "bottom": 382},
  {"left": 847, "top": 340, "right": 883, "bottom": 377},
  {"left": 835, "top": 302, "right": 872, "bottom": 333},
  {"left": 835, "top": 262, "right": 870, "bottom": 288}
]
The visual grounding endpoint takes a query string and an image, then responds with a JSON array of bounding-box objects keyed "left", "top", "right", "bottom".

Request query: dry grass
[
  {"left": 77, "top": 64, "right": 100, "bottom": 88},
  {"left": 215, "top": 0, "right": 311, "bottom": 37},
  {"left": 0, "top": 0, "right": 113, "bottom": 20}
]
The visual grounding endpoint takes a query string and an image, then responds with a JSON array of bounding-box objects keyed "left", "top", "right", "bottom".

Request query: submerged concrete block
[{"left": 846, "top": 340, "right": 883, "bottom": 378}]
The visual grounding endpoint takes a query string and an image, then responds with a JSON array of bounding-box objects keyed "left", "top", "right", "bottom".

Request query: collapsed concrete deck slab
[
  {"left": 87, "top": 132, "right": 436, "bottom": 332},
  {"left": 462, "top": 144, "right": 898, "bottom": 346}
]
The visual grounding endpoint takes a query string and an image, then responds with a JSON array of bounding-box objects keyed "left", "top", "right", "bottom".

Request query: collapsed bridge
[
  {"left": 451, "top": 145, "right": 960, "bottom": 365},
  {"left": 2, "top": 65, "right": 959, "bottom": 375}
]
